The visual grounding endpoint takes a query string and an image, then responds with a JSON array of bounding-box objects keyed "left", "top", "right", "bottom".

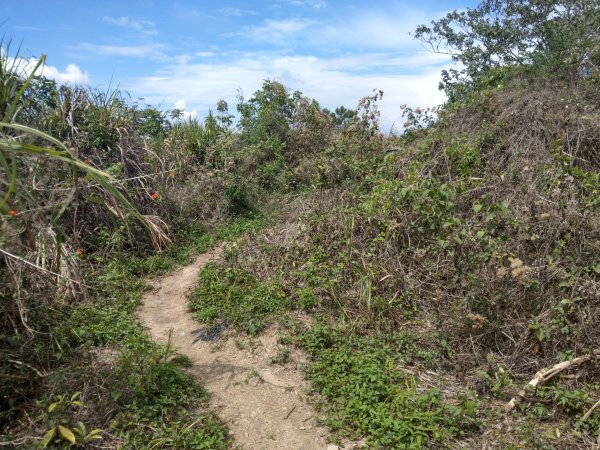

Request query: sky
[{"left": 3, "top": 0, "right": 477, "bottom": 129}]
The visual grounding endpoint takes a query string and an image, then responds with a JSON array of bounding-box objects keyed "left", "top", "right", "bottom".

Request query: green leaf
[
  {"left": 87, "top": 429, "right": 103, "bottom": 440},
  {"left": 47, "top": 402, "right": 57, "bottom": 413},
  {"left": 74, "top": 422, "right": 86, "bottom": 436},
  {"left": 39, "top": 428, "right": 56, "bottom": 448},
  {"left": 0, "top": 126, "right": 158, "bottom": 245},
  {"left": 473, "top": 203, "right": 483, "bottom": 213},
  {"left": 58, "top": 425, "right": 76, "bottom": 444},
  {"left": 2, "top": 55, "right": 46, "bottom": 123}
]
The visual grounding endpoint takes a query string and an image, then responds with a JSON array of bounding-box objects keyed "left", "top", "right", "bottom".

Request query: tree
[
  {"left": 138, "top": 106, "right": 170, "bottom": 139},
  {"left": 325, "top": 106, "right": 356, "bottom": 128},
  {"left": 237, "top": 80, "right": 299, "bottom": 146},
  {"left": 216, "top": 99, "right": 234, "bottom": 128},
  {"left": 415, "top": 0, "right": 600, "bottom": 99}
]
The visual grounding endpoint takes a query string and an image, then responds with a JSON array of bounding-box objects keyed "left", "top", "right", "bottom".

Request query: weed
[
  {"left": 271, "top": 349, "right": 291, "bottom": 365},
  {"left": 298, "top": 324, "right": 480, "bottom": 447}
]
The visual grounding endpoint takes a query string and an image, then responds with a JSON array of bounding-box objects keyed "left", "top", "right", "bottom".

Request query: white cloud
[
  {"left": 278, "top": 0, "right": 327, "bottom": 9},
  {"left": 218, "top": 7, "right": 257, "bottom": 17},
  {"left": 41, "top": 63, "right": 89, "bottom": 85},
  {"left": 131, "top": 52, "right": 448, "bottom": 130},
  {"left": 102, "top": 16, "right": 156, "bottom": 34},
  {"left": 227, "top": 8, "right": 433, "bottom": 50},
  {"left": 5, "top": 53, "right": 89, "bottom": 85},
  {"left": 237, "top": 18, "right": 316, "bottom": 43},
  {"left": 75, "top": 43, "right": 167, "bottom": 59},
  {"left": 313, "top": 10, "right": 431, "bottom": 50},
  {"left": 73, "top": 43, "right": 194, "bottom": 65},
  {"left": 174, "top": 99, "right": 186, "bottom": 110},
  {"left": 173, "top": 98, "right": 198, "bottom": 120}
]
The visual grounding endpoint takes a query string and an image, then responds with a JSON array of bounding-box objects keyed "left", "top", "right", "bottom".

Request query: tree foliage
[{"left": 415, "top": 0, "right": 600, "bottom": 99}]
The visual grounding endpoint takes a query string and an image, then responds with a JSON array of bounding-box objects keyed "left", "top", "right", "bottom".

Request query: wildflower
[
  {"left": 151, "top": 193, "right": 159, "bottom": 200},
  {"left": 77, "top": 247, "right": 84, "bottom": 258},
  {"left": 8, "top": 210, "right": 17, "bottom": 217}
]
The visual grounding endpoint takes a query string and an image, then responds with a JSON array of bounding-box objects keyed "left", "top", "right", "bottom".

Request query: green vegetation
[
  {"left": 415, "top": 0, "right": 600, "bottom": 100},
  {"left": 190, "top": 263, "right": 289, "bottom": 336},
  {"left": 298, "top": 325, "right": 480, "bottom": 448},
  {"left": 2, "top": 0, "right": 600, "bottom": 448},
  {"left": 2, "top": 218, "right": 264, "bottom": 448}
]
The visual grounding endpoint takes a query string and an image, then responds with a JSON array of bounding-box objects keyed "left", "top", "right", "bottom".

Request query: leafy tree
[
  {"left": 415, "top": 0, "right": 600, "bottom": 99},
  {"left": 216, "top": 99, "right": 234, "bottom": 128},
  {"left": 326, "top": 105, "right": 356, "bottom": 128},
  {"left": 237, "top": 80, "right": 299, "bottom": 146},
  {"left": 138, "top": 106, "right": 170, "bottom": 139}
]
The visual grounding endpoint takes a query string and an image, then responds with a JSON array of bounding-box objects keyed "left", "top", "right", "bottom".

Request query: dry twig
[
  {"left": 505, "top": 349, "right": 600, "bottom": 412},
  {"left": 581, "top": 398, "right": 600, "bottom": 422}
]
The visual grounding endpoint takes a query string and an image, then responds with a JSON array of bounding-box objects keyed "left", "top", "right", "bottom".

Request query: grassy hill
[{"left": 1, "top": 1, "right": 599, "bottom": 447}]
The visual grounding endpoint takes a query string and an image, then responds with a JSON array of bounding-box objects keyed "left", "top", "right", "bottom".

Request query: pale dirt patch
[{"left": 137, "top": 247, "right": 333, "bottom": 450}]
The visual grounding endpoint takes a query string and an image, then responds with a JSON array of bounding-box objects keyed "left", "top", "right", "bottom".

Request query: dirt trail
[{"left": 137, "top": 247, "right": 334, "bottom": 450}]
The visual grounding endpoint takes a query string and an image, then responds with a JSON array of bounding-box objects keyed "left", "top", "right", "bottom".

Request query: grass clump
[{"left": 190, "top": 263, "right": 290, "bottom": 335}]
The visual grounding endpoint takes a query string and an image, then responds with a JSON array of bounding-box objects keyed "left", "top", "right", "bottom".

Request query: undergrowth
[
  {"left": 2, "top": 216, "right": 265, "bottom": 448},
  {"left": 3, "top": 2, "right": 600, "bottom": 447},
  {"left": 188, "top": 260, "right": 481, "bottom": 448},
  {"left": 298, "top": 324, "right": 481, "bottom": 448},
  {"left": 194, "top": 72, "right": 600, "bottom": 447}
]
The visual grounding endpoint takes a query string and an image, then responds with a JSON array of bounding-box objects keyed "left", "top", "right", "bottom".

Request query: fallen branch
[
  {"left": 7, "top": 359, "right": 46, "bottom": 378},
  {"left": 581, "top": 398, "right": 600, "bottom": 422},
  {"left": 505, "top": 349, "right": 600, "bottom": 412}
]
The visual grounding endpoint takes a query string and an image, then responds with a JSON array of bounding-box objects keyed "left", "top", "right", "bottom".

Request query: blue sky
[{"left": 4, "top": 0, "right": 476, "bottom": 128}]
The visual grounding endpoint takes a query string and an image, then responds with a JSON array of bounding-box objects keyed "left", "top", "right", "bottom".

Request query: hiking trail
[{"left": 137, "top": 246, "right": 337, "bottom": 450}]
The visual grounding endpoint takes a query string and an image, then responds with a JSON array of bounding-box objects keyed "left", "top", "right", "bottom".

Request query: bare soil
[{"left": 137, "top": 247, "right": 334, "bottom": 450}]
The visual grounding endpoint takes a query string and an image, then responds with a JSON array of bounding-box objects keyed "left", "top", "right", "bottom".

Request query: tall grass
[{"left": 0, "top": 41, "right": 170, "bottom": 429}]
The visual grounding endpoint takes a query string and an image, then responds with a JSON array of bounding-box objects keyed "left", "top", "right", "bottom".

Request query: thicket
[{"left": 189, "top": 1, "right": 600, "bottom": 447}]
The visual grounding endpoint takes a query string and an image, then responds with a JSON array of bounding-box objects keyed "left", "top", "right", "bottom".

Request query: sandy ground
[{"left": 137, "top": 247, "right": 335, "bottom": 450}]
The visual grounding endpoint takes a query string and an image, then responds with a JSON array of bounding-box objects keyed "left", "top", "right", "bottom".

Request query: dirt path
[{"left": 137, "top": 247, "right": 334, "bottom": 450}]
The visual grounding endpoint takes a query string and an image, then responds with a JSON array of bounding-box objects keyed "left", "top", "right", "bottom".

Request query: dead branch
[
  {"left": 581, "top": 398, "right": 600, "bottom": 422},
  {"left": 0, "top": 247, "right": 93, "bottom": 289},
  {"left": 505, "top": 349, "right": 600, "bottom": 412},
  {"left": 8, "top": 359, "right": 46, "bottom": 378}
]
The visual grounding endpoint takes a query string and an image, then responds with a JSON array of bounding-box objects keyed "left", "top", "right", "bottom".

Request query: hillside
[{"left": 1, "top": 1, "right": 600, "bottom": 448}]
